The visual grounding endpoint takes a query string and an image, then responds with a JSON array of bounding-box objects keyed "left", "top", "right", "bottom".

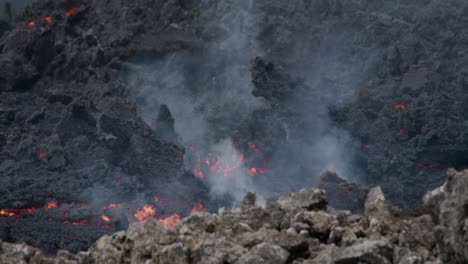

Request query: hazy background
[{"left": 0, "top": 0, "right": 32, "bottom": 20}]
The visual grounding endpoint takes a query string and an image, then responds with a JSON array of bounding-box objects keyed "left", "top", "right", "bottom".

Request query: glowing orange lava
[
  {"left": 191, "top": 201, "right": 205, "bottom": 212},
  {"left": 104, "top": 203, "right": 122, "bottom": 210},
  {"left": 27, "top": 21, "right": 36, "bottom": 27},
  {"left": 0, "top": 207, "right": 35, "bottom": 217},
  {"left": 206, "top": 152, "right": 245, "bottom": 177},
  {"left": 159, "top": 214, "right": 181, "bottom": 226},
  {"left": 66, "top": 7, "right": 79, "bottom": 17},
  {"left": 134, "top": 204, "right": 156, "bottom": 222},
  {"left": 46, "top": 200, "right": 58, "bottom": 209},
  {"left": 190, "top": 145, "right": 204, "bottom": 179},
  {"left": 101, "top": 214, "right": 112, "bottom": 222},
  {"left": 72, "top": 219, "right": 88, "bottom": 225},
  {"left": 248, "top": 167, "right": 257, "bottom": 176},
  {"left": 43, "top": 16, "right": 53, "bottom": 23},
  {"left": 153, "top": 195, "right": 159, "bottom": 203}
]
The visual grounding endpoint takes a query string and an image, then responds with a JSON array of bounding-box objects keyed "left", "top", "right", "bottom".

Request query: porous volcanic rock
[{"left": 1, "top": 169, "right": 466, "bottom": 264}]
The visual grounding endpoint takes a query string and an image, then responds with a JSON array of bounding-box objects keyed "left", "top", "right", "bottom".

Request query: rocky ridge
[{"left": 1, "top": 168, "right": 467, "bottom": 264}]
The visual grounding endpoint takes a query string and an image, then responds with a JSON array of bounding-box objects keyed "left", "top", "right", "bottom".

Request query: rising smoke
[{"left": 126, "top": 0, "right": 378, "bottom": 205}]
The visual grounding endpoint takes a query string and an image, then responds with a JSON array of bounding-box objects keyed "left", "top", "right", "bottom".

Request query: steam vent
[{"left": 0, "top": 0, "right": 467, "bottom": 263}]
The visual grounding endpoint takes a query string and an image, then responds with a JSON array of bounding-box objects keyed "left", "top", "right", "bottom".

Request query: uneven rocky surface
[
  {"left": 1, "top": 0, "right": 468, "bottom": 254},
  {"left": 0, "top": 169, "right": 467, "bottom": 264}
]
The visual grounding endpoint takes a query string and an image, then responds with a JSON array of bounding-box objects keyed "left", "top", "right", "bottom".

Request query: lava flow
[
  {"left": 46, "top": 200, "right": 58, "bottom": 209},
  {"left": 133, "top": 204, "right": 156, "bottom": 222},
  {"left": 187, "top": 141, "right": 268, "bottom": 179},
  {"left": 66, "top": 7, "right": 80, "bottom": 17},
  {"left": 0, "top": 207, "right": 36, "bottom": 217},
  {"left": 192, "top": 201, "right": 205, "bottom": 212},
  {"left": 26, "top": 7, "right": 79, "bottom": 27}
]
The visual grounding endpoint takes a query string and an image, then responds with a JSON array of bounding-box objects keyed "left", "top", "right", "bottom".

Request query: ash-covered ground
[{"left": 0, "top": 0, "right": 467, "bottom": 254}]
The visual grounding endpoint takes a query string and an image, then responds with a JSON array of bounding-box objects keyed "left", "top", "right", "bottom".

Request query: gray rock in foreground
[{"left": 1, "top": 169, "right": 467, "bottom": 264}]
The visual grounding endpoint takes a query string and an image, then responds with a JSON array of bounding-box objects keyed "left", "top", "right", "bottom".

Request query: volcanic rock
[
  {"left": 0, "top": 169, "right": 465, "bottom": 263},
  {"left": 2, "top": 0, "right": 468, "bottom": 256},
  {"left": 153, "top": 104, "right": 179, "bottom": 144},
  {"left": 316, "top": 171, "right": 369, "bottom": 212}
]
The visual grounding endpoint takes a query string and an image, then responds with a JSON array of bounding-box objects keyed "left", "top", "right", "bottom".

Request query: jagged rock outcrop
[{"left": 1, "top": 169, "right": 466, "bottom": 264}]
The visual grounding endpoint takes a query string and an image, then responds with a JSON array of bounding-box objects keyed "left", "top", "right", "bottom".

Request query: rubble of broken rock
[{"left": 1, "top": 169, "right": 466, "bottom": 264}]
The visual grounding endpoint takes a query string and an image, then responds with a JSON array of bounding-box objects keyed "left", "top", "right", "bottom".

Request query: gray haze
[
  {"left": 0, "top": 0, "right": 33, "bottom": 20},
  {"left": 125, "top": 0, "right": 378, "bottom": 204}
]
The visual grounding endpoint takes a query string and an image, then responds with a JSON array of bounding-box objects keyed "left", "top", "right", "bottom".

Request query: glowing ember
[
  {"left": 248, "top": 167, "right": 257, "bottom": 176},
  {"left": 39, "top": 150, "right": 47, "bottom": 159},
  {"left": 206, "top": 153, "right": 245, "bottom": 177},
  {"left": 159, "top": 214, "right": 181, "bottom": 226},
  {"left": 101, "top": 214, "right": 112, "bottom": 222},
  {"left": 191, "top": 201, "right": 205, "bottom": 212},
  {"left": 395, "top": 103, "right": 406, "bottom": 110},
  {"left": 66, "top": 7, "right": 79, "bottom": 17},
  {"left": 153, "top": 196, "right": 159, "bottom": 203},
  {"left": 104, "top": 203, "right": 122, "bottom": 210},
  {"left": 0, "top": 207, "right": 36, "bottom": 217},
  {"left": 190, "top": 145, "right": 204, "bottom": 179},
  {"left": 46, "top": 200, "right": 58, "bottom": 209},
  {"left": 72, "top": 219, "right": 88, "bottom": 225},
  {"left": 134, "top": 204, "right": 156, "bottom": 222},
  {"left": 43, "top": 16, "right": 53, "bottom": 23},
  {"left": 27, "top": 21, "right": 36, "bottom": 27}
]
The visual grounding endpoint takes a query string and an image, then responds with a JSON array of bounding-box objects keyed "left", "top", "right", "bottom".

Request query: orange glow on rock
[
  {"left": 101, "top": 214, "right": 112, "bottom": 222},
  {"left": 134, "top": 204, "right": 156, "bottom": 222},
  {"left": 46, "top": 201, "right": 58, "bottom": 209},
  {"left": 0, "top": 207, "right": 36, "bottom": 217},
  {"left": 159, "top": 214, "right": 181, "bottom": 227},
  {"left": 43, "top": 16, "right": 53, "bottom": 23},
  {"left": 66, "top": 7, "right": 79, "bottom": 17},
  {"left": 27, "top": 20, "right": 36, "bottom": 27},
  {"left": 248, "top": 167, "right": 257, "bottom": 176},
  {"left": 72, "top": 219, "right": 88, "bottom": 225},
  {"left": 191, "top": 201, "right": 205, "bottom": 212}
]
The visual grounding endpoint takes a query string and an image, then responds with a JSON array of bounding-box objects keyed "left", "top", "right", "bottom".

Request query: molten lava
[
  {"left": 0, "top": 207, "right": 36, "bottom": 217},
  {"left": 72, "top": 219, "right": 88, "bottom": 225},
  {"left": 187, "top": 141, "right": 268, "bottom": 179},
  {"left": 43, "top": 16, "right": 53, "bottom": 23},
  {"left": 134, "top": 204, "right": 156, "bottom": 222},
  {"left": 104, "top": 203, "right": 122, "bottom": 210},
  {"left": 159, "top": 214, "right": 181, "bottom": 227},
  {"left": 27, "top": 21, "right": 36, "bottom": 27},
  {"left": 66, "top": 7, "right": 80, "bottom": 17},
  {"left": 190, "top": 145, "right": 204, "bottom": 179},
  {"left": 46, "top": 200, "right": 58, "bottom": 209},
  {"left": 205, "top": 152, "right": 245, "bottom": 177},
  {"left": 101, "top": 214, "right": 112, "bottom": 222},
  {"left": 191, "top": 201, "right": 205, "bottom": 212}
]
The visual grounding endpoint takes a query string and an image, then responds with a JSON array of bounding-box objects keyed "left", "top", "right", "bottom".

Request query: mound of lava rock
[{"left": 0, "top": 169, "right": 467, "bottom": 263}]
